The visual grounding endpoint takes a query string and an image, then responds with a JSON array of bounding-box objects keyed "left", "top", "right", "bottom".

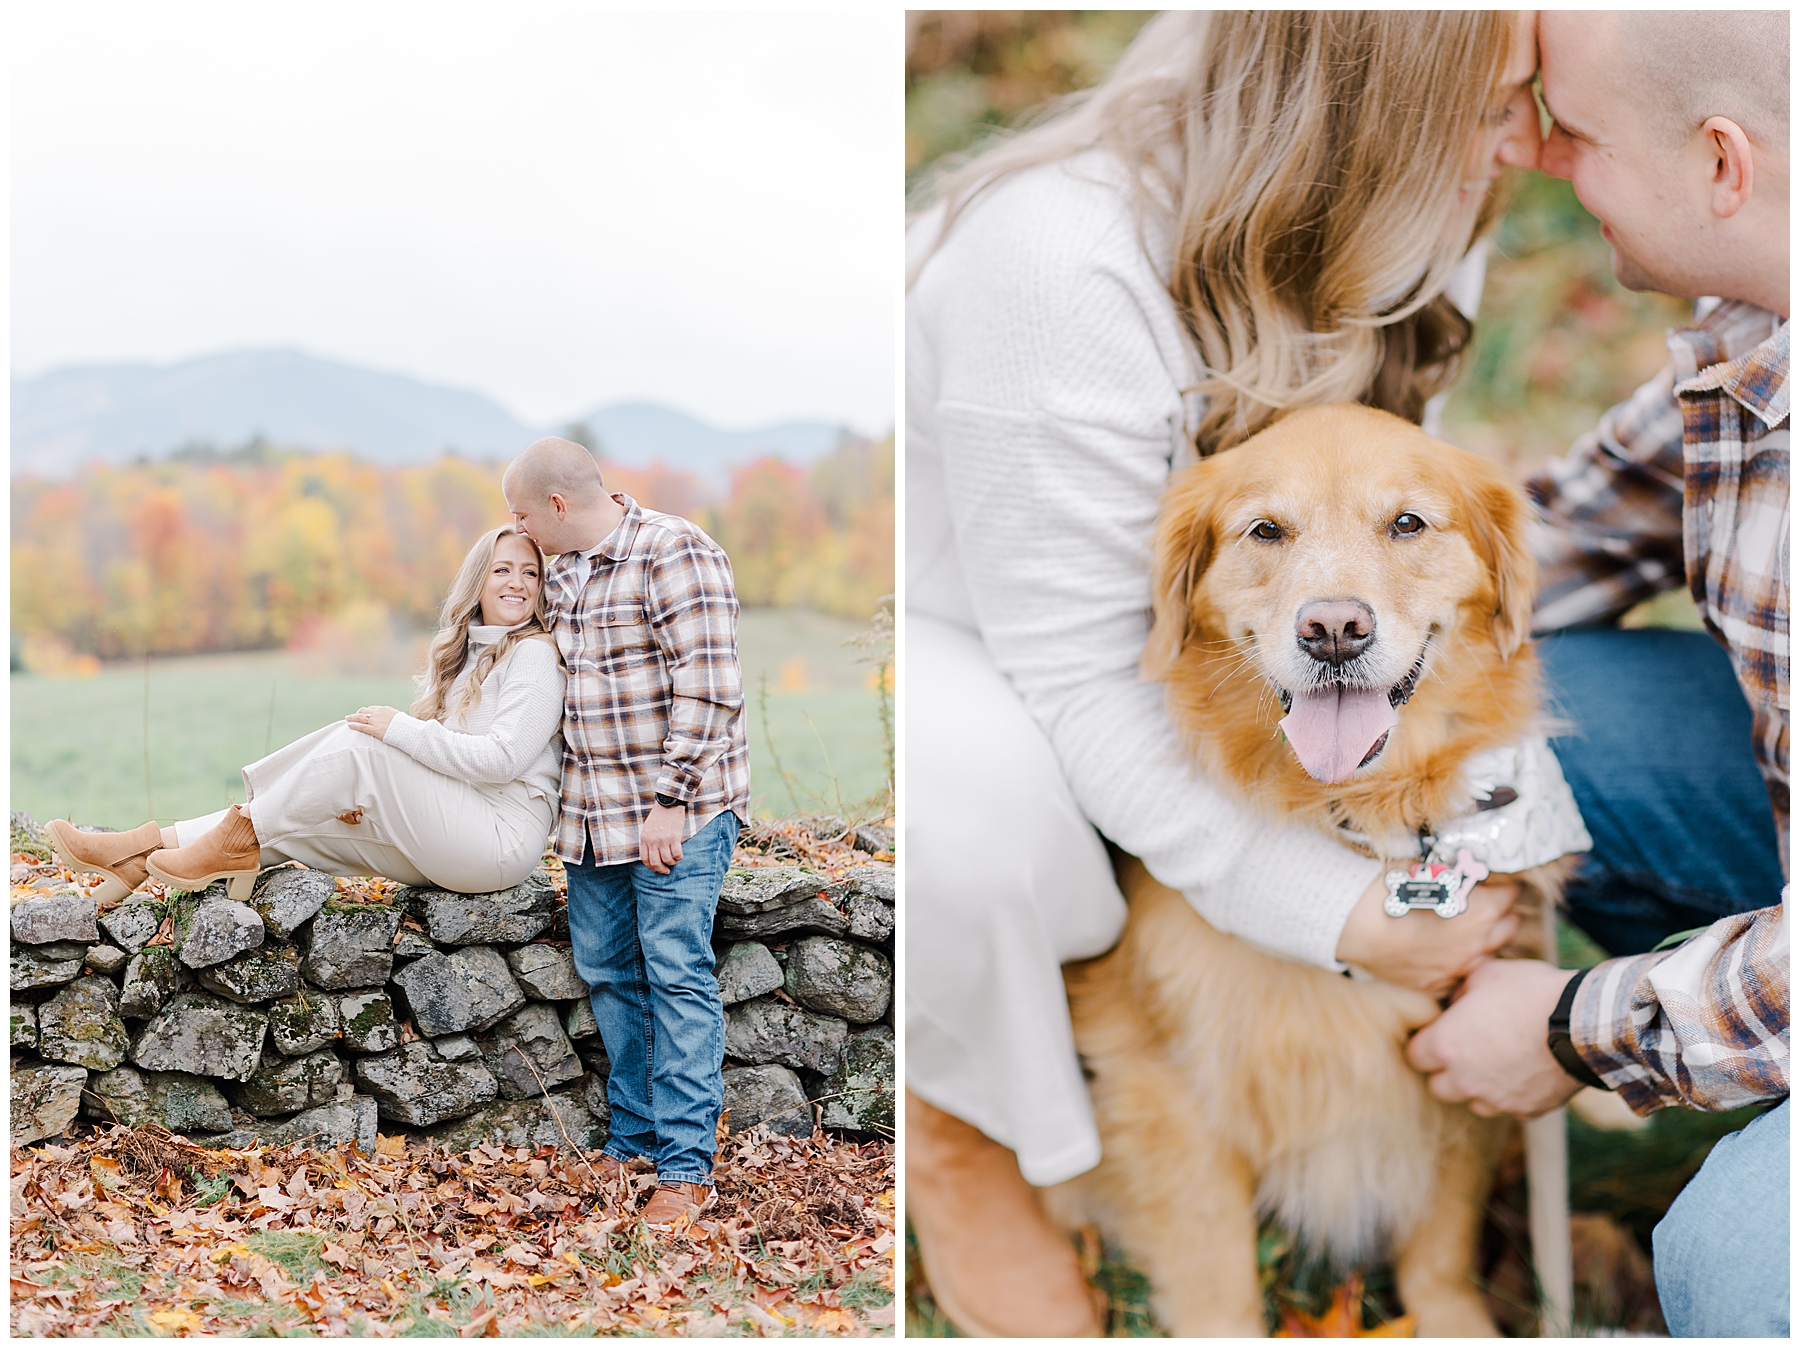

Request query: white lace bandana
[{"left": 1337, "top": 736, "right": 1594, "bottom": 873}]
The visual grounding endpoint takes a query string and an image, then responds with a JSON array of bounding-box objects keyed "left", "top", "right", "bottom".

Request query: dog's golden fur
[{"left": 1049, "top": 405, "right": 1561, "bottom": 1336}]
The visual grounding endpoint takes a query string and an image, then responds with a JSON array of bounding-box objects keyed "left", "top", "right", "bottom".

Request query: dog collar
[{"left": 1334, "top": 736, "right": 1594, "bottom": 914}]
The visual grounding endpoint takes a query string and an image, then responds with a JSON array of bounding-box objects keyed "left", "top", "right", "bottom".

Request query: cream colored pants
[
  {"left": 174, "top": 722, "right": 554, "bottom": 894},
  {"left": 906, "top": 613, "right": 1127, "bottom": 1187}
]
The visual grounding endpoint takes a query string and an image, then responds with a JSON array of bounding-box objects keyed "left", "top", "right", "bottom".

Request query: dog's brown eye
[
  {"left": 1391, "top": 513, "right": 1426, "bottom": 536},
  {"left": 1249, "top": 520, "right": 1283, "bottom": 541}
]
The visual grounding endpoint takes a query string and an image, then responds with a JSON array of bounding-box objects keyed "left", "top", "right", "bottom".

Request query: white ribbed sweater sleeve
[
  {"left": 908, "top": 161, "right": 1382, "bottom": 970},
  {"left": 383, "top": 638, "right": 566, "bottom": 786}
]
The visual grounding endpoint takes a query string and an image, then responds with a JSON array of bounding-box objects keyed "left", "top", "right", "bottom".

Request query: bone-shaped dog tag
[{"left": 1382, "top": 847, "right": 1491, "bottom": 919}]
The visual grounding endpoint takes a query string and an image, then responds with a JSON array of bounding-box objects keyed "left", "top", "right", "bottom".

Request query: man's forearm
[
  {"left": 1570, "top": 902, "right": 1789, "bottom": 1114},
  {"left": 1525, "top": 358, "right": 1688, "bottom": 634},
  {"left": 646, "top": 539, "right": 742, "bottom": 801},
  {"left": 655, "top": 697, "right": 738, "bottom": 801}
]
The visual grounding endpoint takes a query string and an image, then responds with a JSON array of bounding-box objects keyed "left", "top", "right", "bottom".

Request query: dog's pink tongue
[{"left": 1280, "top": 684, "right": 1399, "bottom": 783}]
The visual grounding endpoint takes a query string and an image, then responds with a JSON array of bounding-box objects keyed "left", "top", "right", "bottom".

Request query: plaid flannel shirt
[
  {"left": 1570, "top": 900, "right": 1789, "bottom": 1115},
  {"left": 1528, "top": 299, "right": 1789, "bottom": 849},
  {"left": 543, "top": 494, "right": 751, "bottom": 866},
  {"left": 1528, "top": 300, "right": 1791, "bottom": 1111}
]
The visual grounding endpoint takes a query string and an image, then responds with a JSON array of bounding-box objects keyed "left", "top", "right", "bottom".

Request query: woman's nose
[{"left": 1495, "top": 93, "right": 1541, "bottom": 171}]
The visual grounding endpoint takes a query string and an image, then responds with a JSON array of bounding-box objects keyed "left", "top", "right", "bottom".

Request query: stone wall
[{"left": 9, "top": 814, "right": 894, "bottom": 1155}]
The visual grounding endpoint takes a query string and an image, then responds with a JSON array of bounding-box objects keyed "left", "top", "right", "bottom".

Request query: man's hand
[
  {"left": 1335, "top": 873, "right": 1522, "bottom": 997},
  {"left": 347, "top": 706, "right": 399, "bottom": 740},
  {"left": 639, "top": 802, "right": 686, "bottom": 874},
  {"left": 1407, "top": 958, "right": 1586, "bottom": 1118}
]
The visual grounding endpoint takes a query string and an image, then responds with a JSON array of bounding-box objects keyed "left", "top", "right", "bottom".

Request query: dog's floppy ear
[
  {"left": 1143, "top": 460, "right": 1222, "bottom": 680},
  {"left": 1460, "top": 469, "right": 1536, "bottom": 659}
]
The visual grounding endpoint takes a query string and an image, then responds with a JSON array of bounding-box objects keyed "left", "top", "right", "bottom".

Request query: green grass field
[{"left": 11, "top": 608, "right": 888, "bottom": 831}]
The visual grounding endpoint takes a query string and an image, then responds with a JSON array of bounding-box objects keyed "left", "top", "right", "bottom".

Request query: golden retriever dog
[{"left": 1049, "top": 404, "right": 1563, "bottom": 1336}]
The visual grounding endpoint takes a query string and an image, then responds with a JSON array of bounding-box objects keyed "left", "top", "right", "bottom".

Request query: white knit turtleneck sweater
[
  {"left": 907, "top": 152, "right": 1501, "bottom": 971},
  {"left": 383, "top": 624, "right": 566, "bottom": 804}
]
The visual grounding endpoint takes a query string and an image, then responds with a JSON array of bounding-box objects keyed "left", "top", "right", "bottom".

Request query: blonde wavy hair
[
  {"left": 410, "top": 526, "right": 557, "bottom": 725},
  {"left": 912, "top": 11, "right": 1518, "bottom": 457}
]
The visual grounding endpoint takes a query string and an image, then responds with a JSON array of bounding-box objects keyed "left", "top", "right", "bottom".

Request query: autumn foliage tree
[
  {"left": 11, "top": 437, "right": 894, "bottom": 661},
  {"left": 703, "top": 438, "right": 894, "bottom": 619}
]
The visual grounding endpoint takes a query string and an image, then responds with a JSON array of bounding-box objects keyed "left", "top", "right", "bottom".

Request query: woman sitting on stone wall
[{"left": 47, "top": 525, "right": 566, "bottom": 900}]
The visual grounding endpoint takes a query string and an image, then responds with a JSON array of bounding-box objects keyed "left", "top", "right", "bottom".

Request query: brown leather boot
[
  {"left": 45, "top": 819, "right": 164, "bottom": 903},
  {"left": 640, "top": 1181, "right": 712, "bottom": 1228},
  {"left": 906, "top": 1090, "right": 1104, "bottom": 1337},
  {"left": 592, "top": 1155, "right": 628, "bottom": 1182},
  {"left": 145, "top": 804, "right": 262, "bottom": 899}
]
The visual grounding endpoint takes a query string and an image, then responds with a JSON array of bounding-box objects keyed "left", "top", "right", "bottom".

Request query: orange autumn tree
[
  {"left": 13, "top": 453, "right": 503, "bottom": 658},
  {"left": 706, "top": 436, "right": 894, "bottom": 620},
  {"left": 11, "top": 436, "right": 894, "bottom": 661}
]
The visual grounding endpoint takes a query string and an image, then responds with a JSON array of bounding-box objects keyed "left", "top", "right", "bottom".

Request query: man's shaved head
[
  {"left": 505, "top": 436, "right": 607, "bottom": 510},
  {"left": 502, "top": 436, "right": 624, "bottom": 556},
  {"left": 1612, "top": 11, "right": 1789, "bottom": 150},
  {"left": 1539, "top": 9, "right": 1789, "bottom": 315}
]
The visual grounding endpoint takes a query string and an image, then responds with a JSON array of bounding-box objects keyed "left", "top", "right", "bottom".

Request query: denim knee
[
  {"left": 1652, "top": 1099, "right": 1789, "bottom": 1337},
  {"left": 1539, "top": 627, "right": 1784, "bottom": 955}
]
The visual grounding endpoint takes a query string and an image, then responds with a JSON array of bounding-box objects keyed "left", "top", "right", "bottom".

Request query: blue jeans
[
  {"left": 563, "top": 809, "right": 740, "bottom": 1186},
  {"left": 1539, "top": 628, "right": 1784, "bottom": 956},
  {"left": 1653, "top": 1099, "right": 1789, "bottom": 1336},
  {"left": 1544, "top": 629, "right": 1789, "bottom": 1332}
]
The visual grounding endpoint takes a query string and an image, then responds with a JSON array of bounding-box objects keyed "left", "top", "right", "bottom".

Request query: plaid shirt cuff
[{"left": 1571, "top": 902, "right": 1790, "bottom": 1115}]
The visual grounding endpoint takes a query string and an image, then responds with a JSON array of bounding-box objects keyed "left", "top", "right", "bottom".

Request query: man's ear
[
  {"left": 1460, "top": 470, "right": 1536, "bottom": 659},
  {"left": 549, "top": 492, "right": 569, "bottom": 521},
  {"left": 1703, "top": 115, "right": 1756, "bottom": 218},
  {"left": 1142, "top": 462, "right": 1221, "bottom": 680}
]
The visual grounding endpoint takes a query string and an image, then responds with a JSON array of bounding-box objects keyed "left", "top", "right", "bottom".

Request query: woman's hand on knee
[
  {"left": 1335, "top": 873, "right": 1521, "bottom": 997},
  {"left": 347, "top": 706, "right": 399, "bottom": 740}
]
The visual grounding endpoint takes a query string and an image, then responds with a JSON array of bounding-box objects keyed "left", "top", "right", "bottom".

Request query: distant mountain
[
  {"left": 11, "top": 349, "right": 535, "bottom": 476},
  {"left": 10, "top": 348, "right": 857, "bottom": 480},
  {"left": 567, "top": 402, "right": 848, "bottom": 478}
]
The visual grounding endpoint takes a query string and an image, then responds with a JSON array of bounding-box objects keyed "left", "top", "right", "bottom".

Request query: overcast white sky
[{"left": 11, "top": 5, "right": 897, "bottom": 433}]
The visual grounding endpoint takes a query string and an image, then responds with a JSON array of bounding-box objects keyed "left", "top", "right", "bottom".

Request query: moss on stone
[
  {"left": 321, "top": 899, "right": 393, "bottom": 916},
  {"left": 823, "top": 1029, "right": 894, "bottom": 1133},
  {"left": 268, "top": 988, "right": 341, "bottom": 1054},
  {"left": 132, "top": 946, "right": 180, "bottom": 981},
  {"left": 164, "top": 891, "right": 207, "bottom": 948},
  {"left": 273, "top": 994, "right": 330, "bottom": 1033}
]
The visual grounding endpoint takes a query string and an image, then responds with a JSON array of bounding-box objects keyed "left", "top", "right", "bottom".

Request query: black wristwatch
[
  {"left": 654, "top": 792, "right": 685, "bottom": 810},
  {"left": 1546, "top": 968, "right": 1610, "bottom": 1091}
]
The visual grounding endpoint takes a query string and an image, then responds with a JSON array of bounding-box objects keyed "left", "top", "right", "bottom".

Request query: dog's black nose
[{"left": 1295, "top": 599, "right": 1376, "bottom": 666}]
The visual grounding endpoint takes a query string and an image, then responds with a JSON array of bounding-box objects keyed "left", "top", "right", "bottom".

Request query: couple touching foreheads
[{"left": 48, "top": 436, "right": 751, "bottom": 1226}]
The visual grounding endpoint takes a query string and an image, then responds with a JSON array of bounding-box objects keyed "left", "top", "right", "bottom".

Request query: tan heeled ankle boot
[
  {"left": 45, "top": 819, "right": 164, "bottom": 902},
  {"left": 906, "top": 1090, "right": 1105, "bottom": 1337},
  {"left": 145, "top": 804, "right": 262, "bottom": 899}
]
